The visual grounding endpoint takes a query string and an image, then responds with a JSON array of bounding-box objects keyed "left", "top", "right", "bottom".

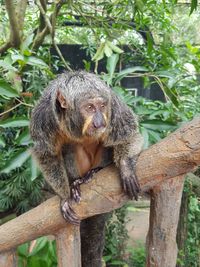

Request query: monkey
[{"left": 30, "top": 71, "right": 143, "bottom": 267}]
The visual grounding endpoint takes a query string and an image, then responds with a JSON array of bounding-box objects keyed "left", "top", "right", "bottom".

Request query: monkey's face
[{"left": 80, "top": 97, "right": 109, "bottom": 138}]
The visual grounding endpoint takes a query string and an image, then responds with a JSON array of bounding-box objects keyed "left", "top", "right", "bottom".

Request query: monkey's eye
[
  {"left": 100, "top": 103, "right": 106, "bottom": 109},
  {"left": 86, "top": 104, "right": 95, "bottom": 112}
]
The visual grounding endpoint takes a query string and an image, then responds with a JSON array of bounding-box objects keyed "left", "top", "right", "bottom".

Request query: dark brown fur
[{"left": 30, "top": 71, "right": 143, "bottom": 267}]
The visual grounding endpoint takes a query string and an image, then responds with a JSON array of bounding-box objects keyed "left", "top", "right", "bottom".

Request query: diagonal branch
[{"left": 0, "top": 117, "right": 200, "bottom": 252}]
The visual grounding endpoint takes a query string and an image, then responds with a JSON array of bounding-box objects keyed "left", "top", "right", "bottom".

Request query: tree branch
[
  {"left": 5, "top": 0, "right": 21, "bottom": 47},
  {"left": 16, "top": 0, "right": 28, "bottom": 37},
  {"left": 34, "top": 0, "right": 72, "bottom": 70},
  {"left": 0, "top": 117, "right": 200, "bottom": 252}
]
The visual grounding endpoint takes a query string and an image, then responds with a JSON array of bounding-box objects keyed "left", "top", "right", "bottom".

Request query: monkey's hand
[
  {"left": 61, "top": 199, "right": 80, "bottom": 225},
  {"left": 71, "top": 167, "right": 103, "bottom": 203},
  {"left": 120, "top": 158, "right": 141, "bottom": 201}
]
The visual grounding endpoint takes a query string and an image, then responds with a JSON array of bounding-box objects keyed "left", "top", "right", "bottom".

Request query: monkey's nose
[{"left": 93, "top": 112, "right": 106, "bottom": 129}]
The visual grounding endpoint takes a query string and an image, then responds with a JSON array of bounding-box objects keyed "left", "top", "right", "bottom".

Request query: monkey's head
[{"left": 55, "top": 71, "right": 111, "bottom": 140}]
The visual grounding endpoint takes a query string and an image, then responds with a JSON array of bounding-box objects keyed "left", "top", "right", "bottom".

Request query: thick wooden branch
[
  {"left": 0, "top": 117, "right": 200, "bottom": 252},
  {"left": 5, "top": 0, "right": 21, "bottom": 47}
]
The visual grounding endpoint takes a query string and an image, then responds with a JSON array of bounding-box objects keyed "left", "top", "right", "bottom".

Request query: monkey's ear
[{"left": 57, "top": 90, "right": 68, "bottom": 109}]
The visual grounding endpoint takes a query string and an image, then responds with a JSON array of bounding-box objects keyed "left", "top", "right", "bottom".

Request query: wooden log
[
  {"left": 56, "top": 225, "right": 81, "bottom": 267},
  {"left": 146, "top": 176, "right": 184, "bottom": 267},
  {"left": 0, "top": 117, "right": 199, "bottom": 252},
  {"left": 0, "top": 250, "right": 17, "bottom": 267}
]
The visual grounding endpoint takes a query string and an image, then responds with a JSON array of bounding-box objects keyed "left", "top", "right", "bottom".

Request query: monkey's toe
[
  {"left": 61, "top": 200, "right": 80, "bottom": 225},
  {"left": 71, "top": 184, "right": 81, "bottom": 203}
]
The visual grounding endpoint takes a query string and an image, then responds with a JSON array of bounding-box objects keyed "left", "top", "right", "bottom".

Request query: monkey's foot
[
  {"left": 122, "top": 174, "right": 141, "bottom": 201},
  {"left": 61, "top": 199, "right": 80, "bottom": 225},
  {"left": 71, "top": 166, "right": 103, "bottom": 203},
  {"left": 71, "top": 181, "right": 81, "bottom": 203}
]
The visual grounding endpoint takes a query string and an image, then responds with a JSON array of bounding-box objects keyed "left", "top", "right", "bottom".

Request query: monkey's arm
[
  {"left": 113, "top": 132, "right": 143, "bottom": 200},
  {"left": 32, "top": 142, "right": 80, "bottom": 224},
  {"left": 105, "top": 93, "right": 144, "bottom": 200}
]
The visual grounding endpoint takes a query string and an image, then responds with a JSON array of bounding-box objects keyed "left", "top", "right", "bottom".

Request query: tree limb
[
  {"left": 5, "top": 0, "right": 21, "bottom": 47},
  {"left": 0, "top": 117, "right": 200, "bottom": 252},
  {"left": 34, "top": 0, "right": 72, "bottom": 70},
  {"left": 16, "top": 0, "right": 28, "bottom": 38}
]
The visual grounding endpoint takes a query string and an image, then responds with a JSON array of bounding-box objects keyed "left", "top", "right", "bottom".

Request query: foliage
[
  {"left": 127, "top": 243, "right": 146, "bottom": 267},
  {"left": 182, "top": 180, "right": 200, "bottom": 267},
  {"left": 18, "top": 237, "right": 57, "bottom": 267},
  {"left": 0, "top": 46, "right": 58, "bottom": 213},
  {"left": 104, "top": 206, "right": 129, "bottom": 266},
  {"left": 0, "top": 0, "right": 200, "bottom": 266}
]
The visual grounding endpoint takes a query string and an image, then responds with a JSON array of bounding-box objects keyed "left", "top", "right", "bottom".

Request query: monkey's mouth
[{"left": 86, "top": 125, "right": 106, "bottom": 137}]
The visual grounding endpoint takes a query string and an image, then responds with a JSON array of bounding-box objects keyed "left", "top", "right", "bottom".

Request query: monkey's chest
[{"left": 74, "top": 143, "right": 103, "bottom": 177}]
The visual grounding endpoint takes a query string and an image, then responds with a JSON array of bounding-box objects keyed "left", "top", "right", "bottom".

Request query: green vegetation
[{"left": 0, "top": 0, "right": 200, "bottom": 266}]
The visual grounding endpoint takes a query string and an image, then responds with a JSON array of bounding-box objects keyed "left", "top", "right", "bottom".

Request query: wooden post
[
  {"left": 146, "top": 176, "right": 184, "bottom": 267},
  {"left": 0, "top": 250, "right": 17, "bottom": 267},
  {"left": 56, "top": 225, "right": 81, "bottom": 267}
]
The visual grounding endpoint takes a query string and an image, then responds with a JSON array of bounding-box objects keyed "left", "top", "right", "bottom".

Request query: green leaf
[
  {"left": 16, "top": 129, "right": 32, "bottom": 146},
  {"left": 190, "top": 0, "right": 197, "bottom": 15},
  {"left": 20, "top": 33, "right": 34, "bottom": 54},
  {"left": 162, "top": 86, "right": 179, "bottom": 108},
  {"left": 155, "top": 71, "right": 174, "bottom": 79},
  {"left": 104, "top": 43, "right": 113, "bottom": 57},
  {"left": 106, "top": 54, "right": 119, "bottom": 80},
  {"left": 141, "top": 120, "right": 177, "bottom": 131},
  {"left": 30, "top": 157, "right": 40, "bottom": 181},
  {"left": 92, "top": 42, "right": 105, "bottom": 61},
  {"left": 1, "top": 149, "right": 30, "bottom": 173},
  {"left": 18, "top": 243, "right": 29, "bottom": 258},
  {"left": 0, "top": 117, "right": 29, "bottom": 128},
  {"left": 107, "top": 41, "right": 124, "bottom": 54},
  {"left": 140, "top": 126, "right": 149, "bottom": 149},
  {"left": 29, "top": 237, "right": 48, "bottom": 256},
  {"left": 0, "top": 60, "right": 17, "bottom": 71},
  {"left": 114, "top": 66, "right": 148, "bottom": 84},
  {"left": 147, "top": 32, "right": 153, "bottom": 54},
  {"left": 25, "top": 56, "right": 48, "bottom": 68},
  {"left": 11, "top": 54, "right": 24, "bottom": 63},
  {"left": 0, "top": 79, "right": 19, "bottom": 98},
  {"left": 135, "top": 0, "right": 145, "bottom": 12},
  {"left": 0, "top": 136, "right": 6, "bottom": 147}
]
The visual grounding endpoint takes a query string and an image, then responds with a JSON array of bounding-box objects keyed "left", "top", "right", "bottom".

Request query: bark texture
[
  {"left": 56, "top": 225, "right": 81, "bottom": 267},
  {"left": 146, "top": 176, "right": 184, "bottom": 267},
  {"left": 0, "top": 250, "right": 17, "bottom": 267},
  {"left": 0, "top": 117, "right": 199, "bottom": 256}
]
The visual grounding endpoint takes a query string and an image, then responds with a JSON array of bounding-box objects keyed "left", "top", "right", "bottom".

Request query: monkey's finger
[
  {"left": 61, "top": 201, "right": 80, "bottom": 225},
  {"left": 130, "top": 176, "right": 141, "bottom": 200},
  {"left": 130, "top": 179, "right": 139, "bottom": 201},
  {"left": 122, "top": 177, "right": 128, "bottom": 194},
  {"left": 126, "top": 178, "right": 137, "bottom": 200},
  {"left": 132, "top": 175, "right": 141, "bottom": 192}
]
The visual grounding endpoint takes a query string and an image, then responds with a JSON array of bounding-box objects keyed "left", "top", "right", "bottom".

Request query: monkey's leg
[
  {"left": 81, "top": 213, "right": 109, "bottom": 267},
  {"left": 71, "top": 167, "right": 103, "bottom": 203}
]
